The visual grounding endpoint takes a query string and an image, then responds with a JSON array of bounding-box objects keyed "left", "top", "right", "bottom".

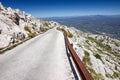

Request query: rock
[
  {"left": 66, "top": 27, "right": 120, "bottom": 80},
  {"left": 0, "top": 2, "right": 53, "bottom": 48},
  {"left": 0, "top": 2, "right": 5, "bottom": 10}
]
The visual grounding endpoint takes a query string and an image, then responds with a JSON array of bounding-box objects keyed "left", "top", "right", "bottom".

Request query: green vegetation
[
  {"left": 105, "top": 44, "right": 111, "bottom": 51},
  {"left": 87, "top": 37, "right": 119, "bottom": 63},
  {"left": 95, "top": 73, "right": 104, "bottom": 80},
  {"left": 87, "top": 37, "right": 105, "bottom": 48},
  {"left": 94, "top": 54, "right": 101, "bottom": 60},
  {"left": 83, "top": 50, "right": 105, "bottom": 79},
  {"left": 28, "top": 32, "right": 36, "bottom": 38},
  {"left": 115, "top": 66, "right": 117, "bottom": 70},
  {"left": 0, "top": 38, "right": 30, "bottom": 54},
  {"left": 24, "top": 26, "right": 31, "bottom": 33},
  {"left": 83, "top": 50, "right": 92, "bottom": 66},
  {"left": 113, "top": 72, "right": 119, "bottom": 78},
  {"left": 44, "top": 28, "right": 49, "bottom": 32},
  {"left": 7, "top": 44, "right": 17, "bottom": 50},
  {"left": 111, "top": 40, "right": 120, "bottom": 47},
  {"left": 94, "top": 53, "right": 104, "bottom": 64},
  {"left": 105, "top": 73, "right": 112, "bottom": 78},
  {"left": 44, "top": 22, "right": 49, "bottom": 27},
  {"left": 84, "top": 44, "right": 91, "bottom": 50},
  {"left": 87, "top": 37, "right": 116, "bottom": 55},
  {"left": 97, "top": 48, "right": 103, "bottom": 53},
  {"left": 0, "top": 48, "right": 4, "bottom": 50},
  {"left": 86, "top": 40, "right": 89, "bottom": 44},
  {"left": 105, "top": 72, "right": 119, "bottom": 79},
  {"left": 87, "top": 67, "right": 104, "bottom": 80},
  {"left": 24, "top": 26, "right": 36, "bottom": 38},
  {"left": 0, "top": 45, "right": 18, "bottom": 54},
  {"left": 67, "top": 30, "right": 73, "bottom": 38},
  {"left": 37, "top": 30, "right": 41, "bottom": 33}
]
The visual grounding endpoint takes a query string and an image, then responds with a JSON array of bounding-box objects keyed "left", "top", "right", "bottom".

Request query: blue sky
[{"left": 1, "top": 0, "right": 120, "bottom": 17}]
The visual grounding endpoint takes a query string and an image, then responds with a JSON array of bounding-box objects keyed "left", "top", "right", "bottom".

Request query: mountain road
[{"left": 0, "top": 28, "right": 75, "bottom": 80}]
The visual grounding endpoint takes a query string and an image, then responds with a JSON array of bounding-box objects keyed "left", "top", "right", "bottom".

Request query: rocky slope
[
  {"left": 62, "top": 26, "right": 120, "bottom": 80},
  {"left": 0, "top": 2, "right": 57, "bottom": 51},
  {"left": 0, "top": 2, "right": 120, "bottom": 80}
]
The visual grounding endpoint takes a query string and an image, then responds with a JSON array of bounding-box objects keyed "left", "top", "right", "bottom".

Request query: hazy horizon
[{"left": 40, "top": 14, "right": 120, "bottom": 18}]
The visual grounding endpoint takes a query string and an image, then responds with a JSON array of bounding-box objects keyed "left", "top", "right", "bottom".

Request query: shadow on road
[{"left": 64, "top": 34, "right": 79, "bottom": 80}]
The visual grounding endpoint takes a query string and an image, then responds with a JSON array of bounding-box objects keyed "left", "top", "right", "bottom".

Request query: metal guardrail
[{"left": 58, "top": 28, "right": 94, "bottom": 80}]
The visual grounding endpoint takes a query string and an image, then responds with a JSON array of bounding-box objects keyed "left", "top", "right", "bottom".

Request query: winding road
[{"left": 0, "top": 28, "right": 75, "bottom": 80}]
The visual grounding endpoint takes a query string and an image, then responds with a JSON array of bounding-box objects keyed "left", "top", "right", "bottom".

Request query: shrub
[
  {"left": 24, "top": 26, "right": 31, "bottom": 33},
  {"left": 94, "top": 54, "right": 101, "bottom": 60},
  {"left": 113, "top": 72, "right": 119, "bottom": 78},
  {"left": 106, "top": 72, "right": 119, "bottom": 78},
  {"left": 105, "top": 73, "right": 112, "bottom": 78},
  {"left": 83, "top": 51, "right": 92, "bottom": 66},
  {"left": 28, "top": 32, "right": 36, "bottom": 38},
  {"left": 115, "top": 66, "right": 117, "bottom": 70},
  {"left": 87, "top": 37, "right": 113, "bottom": 54},
  {"left": 105, "top": 45, "right": 111, "bottom": 51},
  {"left": 24, "top": 26, "right": 37, "bottom": 38},
  {"left": 7, "top": 44, "right": 17, "bottom": 50},
  {"left": 44, "top": 28, "right": 49, "bottom": 32},
  {"left": 44, "top": 22, "right": 49, "bottom": 27},
  {"left": 67, "top": 31, "right": 73, "bottom": 38}
]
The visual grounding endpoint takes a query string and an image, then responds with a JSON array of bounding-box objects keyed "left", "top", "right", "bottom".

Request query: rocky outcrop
[
  {"left": 0, "top": 2, "right": 55, "bottom": 49},
  {"left": 62, "top": 26, "right": 120, "bottom": 80}
]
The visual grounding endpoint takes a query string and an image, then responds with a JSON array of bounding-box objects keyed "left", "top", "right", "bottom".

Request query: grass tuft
[
  {"left": 113, "top": 72, "right": 119, "bottom": 78},
  {"left": 83, "top": 50, "right": 92, "bottom": 66},
  {"left": 24, "top": 26, "right": 31, "bottom": 33},
  {"left": 24, "top": 26, "right": 36, "bottom": 38},
  {"left": 94, "top": 54, "right": 101, "bottom": 60},
  {"left": 67, "top": 30, "right": 73, "bottom": 38}
]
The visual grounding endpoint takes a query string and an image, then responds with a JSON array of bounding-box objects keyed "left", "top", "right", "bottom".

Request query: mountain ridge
[{"left": 0, "top": 2, "right": 120, "bottom": 80}]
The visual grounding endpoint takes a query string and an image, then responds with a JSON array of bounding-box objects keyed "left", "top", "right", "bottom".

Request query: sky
[{"left": 0, "top": 0, "right": 120, "bottom": 17}]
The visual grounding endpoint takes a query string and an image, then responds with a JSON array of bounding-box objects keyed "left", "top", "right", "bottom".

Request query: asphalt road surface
[{"left": 0, "top": 28, "right": 75, "bottom": 80}]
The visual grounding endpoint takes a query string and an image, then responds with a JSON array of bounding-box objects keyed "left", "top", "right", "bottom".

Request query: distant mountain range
[{"left": 42, "top": 15, "right": 120, "bottom": 40}]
